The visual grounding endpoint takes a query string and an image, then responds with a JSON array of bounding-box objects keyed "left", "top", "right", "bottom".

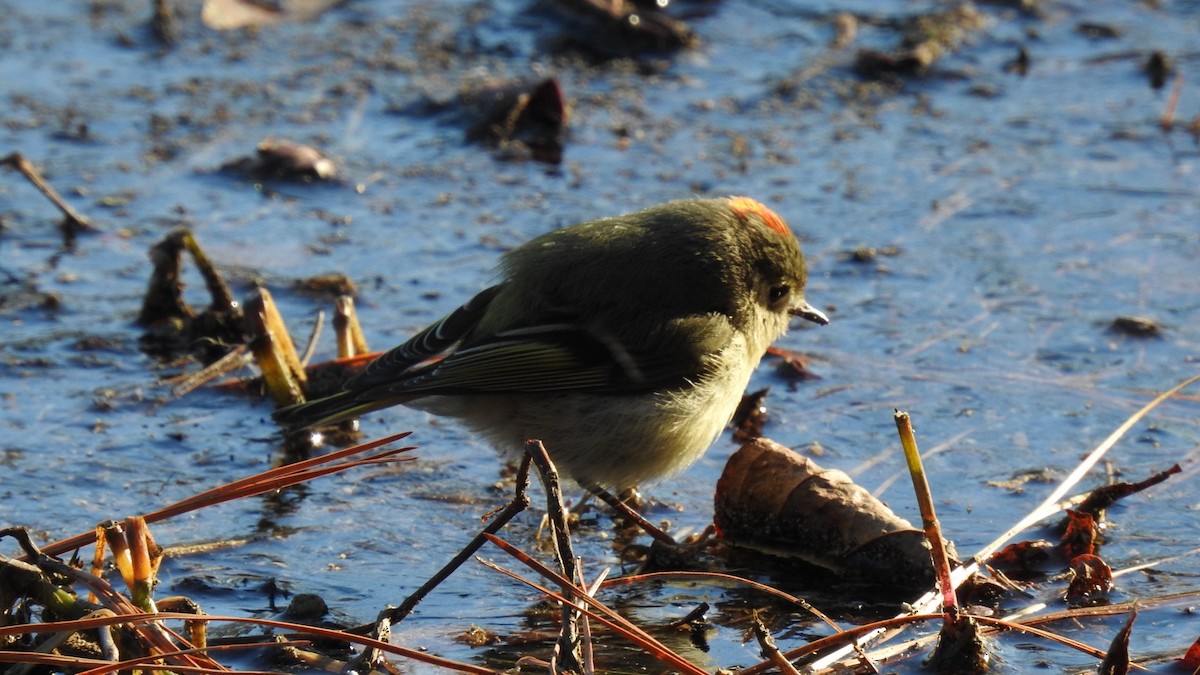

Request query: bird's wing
[
  {"left": 354, "top": 312, "right": 735, "bottom": 399},
  {"left": 346, "top": 283, "right": 505, "bottom": 391}
]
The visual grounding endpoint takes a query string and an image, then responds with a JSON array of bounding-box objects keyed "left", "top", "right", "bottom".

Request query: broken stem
[
  {"left": 894, "top": 410, "right": 957, "bottom": 614},
  {"left": 1, "top": 152, "right": 97, "bottom": 234}
]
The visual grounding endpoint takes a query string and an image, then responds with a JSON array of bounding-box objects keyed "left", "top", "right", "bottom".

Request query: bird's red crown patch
[{"left": 727, "top": 196, "right": 790, "bottom": 237}]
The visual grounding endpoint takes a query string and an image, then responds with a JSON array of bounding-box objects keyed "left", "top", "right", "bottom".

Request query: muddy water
[{"left": 2, "top": 0, "right": 1198, "bottom": 671}]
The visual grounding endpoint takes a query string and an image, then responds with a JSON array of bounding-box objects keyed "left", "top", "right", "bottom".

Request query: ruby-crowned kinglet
[{"left": 274, "top": 196, "right": 828, "bottom": 489}]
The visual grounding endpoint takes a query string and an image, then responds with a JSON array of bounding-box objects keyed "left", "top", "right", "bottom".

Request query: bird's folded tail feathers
[{"left": 272, "top": 390, "right": 392, "bottom": 430}]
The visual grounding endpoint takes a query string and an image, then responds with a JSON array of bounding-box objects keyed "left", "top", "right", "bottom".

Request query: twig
[
  {"left": 1160, "top": 72, "right": 1183, "bottom": 132},
  {"left": 0, "top": 612, "right": 500, "bottom": 675},
  {"left": 164, "top": 344, "right": 252, "bottom": 397},
  {"left": 480, "top": 536, "right": 708, "bottom": 675},
  {"left": 604, "top": 570, "right": 844, "bottom": 634},
  {"left": 1, "top": 152, "right": 98, "bottom": 236},
  {"left": 525, "top": 439, "right": 582, "bottom": 672},
  {"left": 577, "top": 561, "right": 607, "bottom": 675},
  {"left": 299, "top": 310, "right": 324, "bottom": 367},
  {"left": 751, "top": 613, "right": 801, "bottom": 675},
  {"left": 343, "top": 609, "right": 390, "bottom": 673}
]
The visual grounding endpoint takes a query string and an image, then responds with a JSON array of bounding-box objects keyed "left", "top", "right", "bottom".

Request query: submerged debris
[
  {"left": 731, "top": 387, "right": 770, "bottom": 442},
  {"left": 539, "top": 0, "right": 698, "bottom": 57},
  {"left": 927, "top": 609, "right": 990, "bottom": 674},
  {"left": 137, "top": 228, "right": 243, "bottom": 362},
  {"left": 1109, "top": 315, "right": 1162, "bottom": 338},
  {"left": 1143, "top": 50, "right": 1171, "bottom": 90},
  {"left": 221, "top": 138, "right": 338, "bottom": 181},
  {"left": 1, "top": 152, "right": 99, "bottom": 245},
  {"left": 1065, "top": 553, "right": 1113, "bottom": 607},
  {"left": 462, "top": 78, "right": 570, "bottom": 164},
  {"left": 294, "top": 273, "right": 358, "bottom": 298},
  {"left": 854, "top": 4, "right": 987, "bottom": 79},
  {"left": 151, "top": 0, "right": 177, "bottom": 45}
]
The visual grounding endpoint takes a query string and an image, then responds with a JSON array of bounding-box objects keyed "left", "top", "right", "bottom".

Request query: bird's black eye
[{"left": 768, "top": 284, "right": 790, "bottom": 303}]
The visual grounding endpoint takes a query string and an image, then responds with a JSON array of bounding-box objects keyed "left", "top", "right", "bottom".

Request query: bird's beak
[{"left": 790, "top": 300, "right": 830, "bottom": 325}]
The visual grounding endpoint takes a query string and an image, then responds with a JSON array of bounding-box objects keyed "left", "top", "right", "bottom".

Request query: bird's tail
[{"left": 272, "top": 390, "right": 382, "bottom": 430}]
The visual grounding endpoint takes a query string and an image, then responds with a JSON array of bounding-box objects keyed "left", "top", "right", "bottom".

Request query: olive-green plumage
[{"left": 274, "top": 197, "right": 827, "bottom": 489}]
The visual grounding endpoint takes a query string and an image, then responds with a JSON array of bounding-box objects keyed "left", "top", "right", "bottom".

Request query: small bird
[{"left": 274, "top": 197, "right": 828, "bottom": 489}]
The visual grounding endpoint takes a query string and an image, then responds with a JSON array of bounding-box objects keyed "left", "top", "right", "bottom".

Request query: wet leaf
[
  {"left": 1183, "top": 632, "right": 1200, "bottom": 669},
  {"left": 765, "top": 345, "right": 822, "bottom": 381},
  {"left": 1065, "top": 553, "right": 1113, "bottom": 607},
  {"left": 1058, "top": 509, "right": 1099, "bottom": 561},
  {"left": 989, "top": 540, "right": 1056, "bottom": 574},
  {"left": 714, "top": 437, "right": 947, "bottom": 588},
  {"left": 1097, "top": 606, "right": 1136, "bottom": 675}
]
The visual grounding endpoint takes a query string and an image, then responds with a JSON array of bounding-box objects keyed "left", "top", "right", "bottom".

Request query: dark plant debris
[
  {"left": 854, "top": 4, "right": 987, "bottom": 79},
  {"left": 1071, "top": 463, "right": 1180, "bottom": 521},
  {"left": 1076, "top": 22, "right": 1122, "bottom": 40},
  {"left": 1065, "top": 553, "right": 1113, "bottom": 607},
  {"left": 412, "top": 77, "right": 570, "bottom": 164},
  {"left": 137, "top": 228, "right": 243, "bottom": 363},
  {"left": 766, "top": 345, "right": 823, "bottom": 382},
  {"left": 293, "top": 272, "right": 358, "bottom": 298},
  {"left": 927, "top": 609, "right": 990, "bottom": 674},
  {"left": 731, "top": 387, "right": 770, "bottom": 442},
  {"left": 1143, "top": 50, "right": 1171, "bottom": 90},
  {"left": 1109, "top": 315, "right": 1162, "bottom": 338},
  {"left": 538, "top": 0, "right": 698, "bottom": 58},
  {"left": 1097, "top": 605, "right": 1136, "bottom": 675},
  {"left": 462, "top": 78, "right": 570, "bottom": 164}
]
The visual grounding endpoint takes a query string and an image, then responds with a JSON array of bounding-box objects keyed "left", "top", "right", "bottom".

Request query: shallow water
[{"left": 2, "top": 0, "right": 1199, "bottom": 671}]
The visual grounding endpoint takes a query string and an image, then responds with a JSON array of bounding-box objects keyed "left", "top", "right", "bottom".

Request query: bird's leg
[{"left": 585, "top": 484, "right": 678, "bottom": 547}]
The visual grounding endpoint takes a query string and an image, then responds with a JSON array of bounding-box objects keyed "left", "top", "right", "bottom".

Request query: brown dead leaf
[
  {"left": 1065, "top": 553, "right": 1113, "bottom": 607},
  {"left": 714, "top": 437, "right": 949, "bottom": 588}
]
